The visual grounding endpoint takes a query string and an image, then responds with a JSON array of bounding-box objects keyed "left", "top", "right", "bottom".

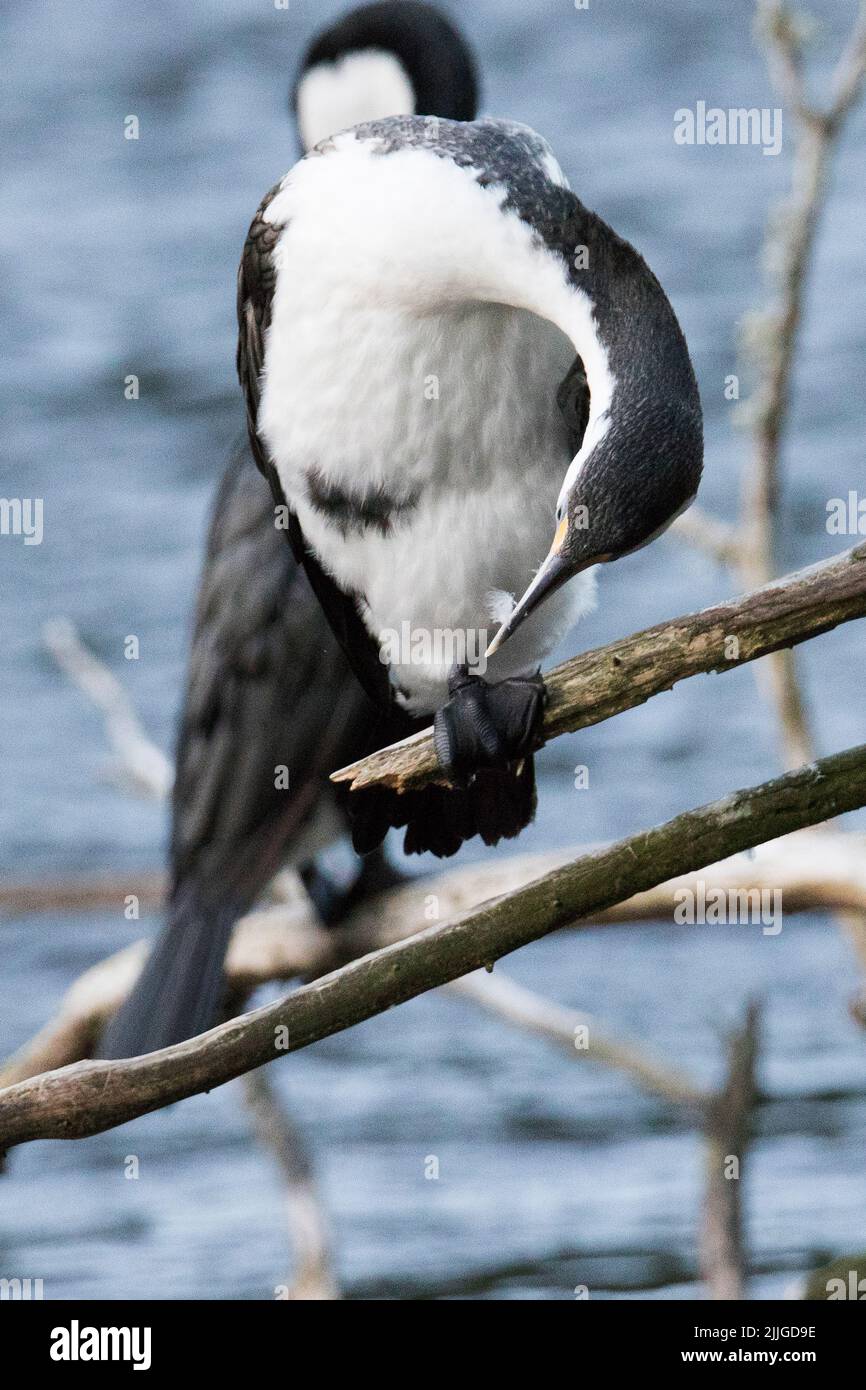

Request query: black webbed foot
[
  {"left": 346, "top": 671, "right": 544, "bottom": 859},
  {"left": 432, "top": 665, "right": 546, "bottom": 785}
]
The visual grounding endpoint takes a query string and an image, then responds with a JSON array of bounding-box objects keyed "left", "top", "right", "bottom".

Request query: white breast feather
[{"left": 258, "top": 136, "right": 609, "bottom": 712}]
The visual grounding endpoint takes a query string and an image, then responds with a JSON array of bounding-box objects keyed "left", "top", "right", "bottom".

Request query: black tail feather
[
  {"left": 348, "top": 756, "right": 538, "bottom": 859},
  {"left": 98, "top": 886, "right": 238, "bottom": 1059}
]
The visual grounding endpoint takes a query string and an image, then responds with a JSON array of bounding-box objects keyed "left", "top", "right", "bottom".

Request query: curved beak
[{"left": 486, "top": 518, "right": 571, "bottom": 658}]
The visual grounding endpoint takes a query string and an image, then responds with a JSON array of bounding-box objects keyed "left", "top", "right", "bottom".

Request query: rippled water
[{"left": 1, "top": 0, "right": 865, "bottom": 1299}]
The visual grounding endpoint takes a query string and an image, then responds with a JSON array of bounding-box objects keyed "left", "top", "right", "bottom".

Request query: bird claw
[{"left": 433, "top": 665, "right": 547, "bottom": 785}]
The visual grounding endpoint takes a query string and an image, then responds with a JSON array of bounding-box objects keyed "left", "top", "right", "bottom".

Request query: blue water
[{"left": 1, "top": 0, "right": 865, "bottom": 1299}]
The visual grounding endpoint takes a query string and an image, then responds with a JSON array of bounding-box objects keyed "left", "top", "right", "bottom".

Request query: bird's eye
[{"left": 556, "top": 502, "right": 564, "bottom": 524}]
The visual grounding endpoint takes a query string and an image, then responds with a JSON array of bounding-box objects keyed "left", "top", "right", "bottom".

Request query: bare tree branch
[
  {"left": 4, "top": 826, "right": 864, "bottom": 1092},
  {"left": 0, "top": 874, "right": 166, "bottom": 917},
  {"left": 332, "top": 543, "right": 866, "bottom": 794},
  {"left": 699, "top": 1002, "right": 760, "bottom": 1300},
  {"left": 2, "top": 742, "right": 866, "bottom": 1151},
  {"left": 756, "top": 0, "right": 817, "bottom": 125},
  {"left": 676, "top": 5, "right": 866, "bottom": 774},
  {"left": 828, "top": 1, "right": 866, "bottom": 127},
  {"left": 241, "top": 1070, "right": 340, "bottom": 1300},
  {"left": 42, "top": 619, "right": 173, "bottom": 799},
  {"left": 6, "top": 830, "right": 863, "bottom": 1112},
  {"left": 742, "top": 1, "right": 866, "bottom": 768},
  {"left": 450, "top": 972, "right": 705, "bottom": 1107},
  {"left": 6, "top": 827, "right": 864, "bottom": 928}
]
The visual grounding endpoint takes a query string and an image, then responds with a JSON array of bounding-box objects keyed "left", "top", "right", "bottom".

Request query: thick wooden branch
[
  {"left": 332, "top": 543, "right": 866, "bottom": 794},
  {"left": 6, "top": 829, "right": 862, "bottom": 1107},
  {"left": 4, "top": 826, "right": 864, "bottom": 1093},
  {"left": 2, "top": 742, "right": 866, "bottom": 1151}
]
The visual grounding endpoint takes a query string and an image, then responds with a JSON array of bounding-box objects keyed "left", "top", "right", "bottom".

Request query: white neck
[
  {"left": 297, "top": 50, "right": 416, "bottom": 153},
  {"left": 267, "top": 134, "right": 616, "bottom": 482}
]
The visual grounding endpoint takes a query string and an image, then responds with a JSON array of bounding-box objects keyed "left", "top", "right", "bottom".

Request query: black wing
[
  {"left": 100, "top": 439, "right": 378, "bottom": 1058},
  {"left": 170, "top": 438, "right": 375, "bottom": 903}
]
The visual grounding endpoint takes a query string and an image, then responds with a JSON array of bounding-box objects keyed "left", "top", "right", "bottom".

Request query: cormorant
[{"left": 238, "top": 117, "right": 702, "bottom": 854}]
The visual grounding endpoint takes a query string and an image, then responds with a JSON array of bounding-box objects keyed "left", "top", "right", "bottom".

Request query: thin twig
[
  {"left": 757, "top": 0, "right": 817, "bottom": 125},
  {"left": 742, "top": 1, "right": 866, "bottom": 768},
  {"left": 670, "top": 506, "right": 743, "bottom": 567},
  {"left": 241, "top": 1070, "right": 340, "bottom": 1300},
  {"left": 42, "top": 619, "right": 173, "bottom": 799},
  {"left": 828, "top": 1, "right": 866, "bottom": 127},
  {"left": 699, "top": 1002, "right": 761, "bottom": 1300},
  {"left": 450, "top": 972, "right": 704, "bottom": 1107}
]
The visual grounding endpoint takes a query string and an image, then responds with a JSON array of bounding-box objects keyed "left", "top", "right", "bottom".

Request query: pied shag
[
  {"left": 239, "top": 117, "right": 703, "bottom": 845},
  {"left": 99, "top": 2, "right": 480, "bottom": 1060}
]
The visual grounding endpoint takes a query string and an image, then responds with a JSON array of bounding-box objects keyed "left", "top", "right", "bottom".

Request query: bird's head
[
  {"left": 293, "top": 1, "right": 479, "bottom": 154},
  {"left": 487, "top": 393, "right": 703, "bottom": 657}
]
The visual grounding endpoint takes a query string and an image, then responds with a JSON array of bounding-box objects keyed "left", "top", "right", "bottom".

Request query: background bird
[{"left": 100, "top": 1, "right": 480, "bottom": 1060}]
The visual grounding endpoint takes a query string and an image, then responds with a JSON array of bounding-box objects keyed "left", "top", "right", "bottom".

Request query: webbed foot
[{"left": 432, "top": 665, "right": 546, "bottom": 785}]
